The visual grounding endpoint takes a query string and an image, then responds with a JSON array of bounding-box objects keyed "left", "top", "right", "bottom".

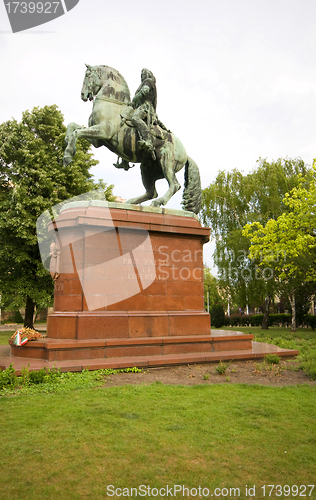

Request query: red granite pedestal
[
  {"left": 5, "top": 203, "right": 298, "bottom": 372},
  {"left": 47, "top": 203, "right": 212, "bottom": 341}
]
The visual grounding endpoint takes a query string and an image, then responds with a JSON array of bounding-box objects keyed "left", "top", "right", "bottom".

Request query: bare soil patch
[{"left": 103, "top": 359, "right": 316, "bottom": 387}]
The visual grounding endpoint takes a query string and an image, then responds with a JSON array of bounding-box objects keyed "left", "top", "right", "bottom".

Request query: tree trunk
[
  {"left": 289, "top": 291, "right": 296, "bottom": 332},
  {"left": 261, "top": 295, "right": 270, "bottom": 329},
  {"left": 24, "top": 295, "right": 35, "bottom": 328}
]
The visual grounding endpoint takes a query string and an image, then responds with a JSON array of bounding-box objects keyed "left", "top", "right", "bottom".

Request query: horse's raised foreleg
[
  {"left": 64, "top": 122, "right": 83, "bottom": 167},
  {"left": 150, "top": 158, "right": 181, "bottom": 208},
  {"left": 63, "top": 122, "right": 111, "bottom": 167},
  {"left": 126, "top": 164, "right": 158, "bottom": 205}
]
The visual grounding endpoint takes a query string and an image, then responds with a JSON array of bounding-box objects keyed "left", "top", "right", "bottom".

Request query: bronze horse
[{"left": 63, "top": 65, "right": 201, "bottom": 214}]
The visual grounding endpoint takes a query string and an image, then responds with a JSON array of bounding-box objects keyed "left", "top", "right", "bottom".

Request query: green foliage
[
  {"left": 13, "top": 311, "right": 24, "bottom": 323},
  {"left": 223, "top": 313, "right": 315, "bottom": 328},
  {"left": 0, "top": 365, "right": 142, "bottom": 394},
  {"left": 203, "top": 267, "right": 225, "bottom": 310},
  {"left": 210, "top": 303, "right": 226, "bottom": 328},
  {"left": 264, "top": 354, "right": 280, "bottom": 365},
  {"left": 203, "top": 372, "right": 210, "bottom": 380},
  {"left": 216, "top": 360, "right": 231, "bottom": 375},
  {"left": 201, "top": 158, "right": 311, "bottom": 311},
  {"left": 243, "top": 163, "right": 316, "bottom": 331},
  {"left": 2, "top": 311, "right": 24, "bottom": 323},
  {"left": 296, "top": 340, "right": 316, "bottom": 380},
  {"left": 224, "top": 325, "right": 316, "bottom": 380},
  {"left": 305, "top": 314, "right": 316, "bottom": 330},
  {"left": 299, "top": 359, "right": 316, "bottom": 380},
  {"left": 29, "top": 368, "right": 49, "bottom": 385},
  {"left": 225, "top": 314, "right": 254, "bottom": 327},
  {"left": 248, "top": 314, "right": 264, "bottom": 326},
  {"left": 287, "top": 282, "right": 316, "bottom": 326},
  {"left": 0, "top": 105, "right": 114, "bottom": 326},
  {"left": 0, "top": 364, "right": 17, "bottom": 389},
  {"left": 268, "top": 314, "right": 291, "bottom": 327}
]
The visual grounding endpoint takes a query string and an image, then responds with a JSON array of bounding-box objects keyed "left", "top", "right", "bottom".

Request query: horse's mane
[{"left": 94, "top": 65, "right": 131, "bottom": 103}]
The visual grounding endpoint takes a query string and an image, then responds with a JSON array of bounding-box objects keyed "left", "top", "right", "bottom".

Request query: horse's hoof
[
  {"left": 63, "top": 155, "right": 72, "bottom": 167},
  {"left": 151, "top": 200, "right": 162, "bottom": 208}
]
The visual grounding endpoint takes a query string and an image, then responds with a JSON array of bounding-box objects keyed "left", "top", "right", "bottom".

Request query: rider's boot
[
  {"left": 137, "top": 139, "right": 156, "bottom": 161},
  {"left": 135, "top": 122, "right": 156, "bottom": 161}
]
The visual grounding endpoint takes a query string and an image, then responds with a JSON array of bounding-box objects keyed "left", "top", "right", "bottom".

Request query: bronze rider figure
[
  {"left": 130, "top": 68, "right": 157, "bottom": 161},
  {"left": 114, "top": 68, "right": 169, "bottom": 170}
]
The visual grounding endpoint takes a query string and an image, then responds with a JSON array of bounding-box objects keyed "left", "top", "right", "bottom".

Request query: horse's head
[{"left": 81, "top": 64, "right": 103, "bottom": 101}]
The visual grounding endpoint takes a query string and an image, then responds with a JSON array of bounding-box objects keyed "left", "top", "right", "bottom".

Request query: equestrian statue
[{"left": 63, "top": 65, "right": 202, "bottom": 214}]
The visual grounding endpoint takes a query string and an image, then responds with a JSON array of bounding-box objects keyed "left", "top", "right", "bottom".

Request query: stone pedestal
[
  {"left": 47, "top": 202, "right": 211, "bottom": 342},
  {"left": 9, "top": 202, "right": 259, "bottom": 369}
]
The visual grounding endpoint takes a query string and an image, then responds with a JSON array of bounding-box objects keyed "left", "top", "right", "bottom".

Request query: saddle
[{"left": 120, "top": 106, "right": 169, "bottom": 141}]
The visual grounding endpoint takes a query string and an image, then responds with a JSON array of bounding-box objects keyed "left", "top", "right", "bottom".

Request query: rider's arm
[{"left": 132, "top": 85, "right": 150, "bottom": 107}]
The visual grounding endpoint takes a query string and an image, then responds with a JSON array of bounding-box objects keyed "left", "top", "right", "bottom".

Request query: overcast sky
[{"left": 1, "top": 0, "right": 316, "bottom": 266}]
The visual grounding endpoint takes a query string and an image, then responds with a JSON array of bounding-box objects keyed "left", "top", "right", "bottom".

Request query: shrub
[
  {"left": 29, "top": 368, "right": 48, "bottom": 384},
  {"left": 300, "top": 359, "right": 316, "bottom": 380},
  {"left": 0, "top": 364, "right": 17, "bottom": 389},
  {"left": 13, "top": 311, "right": 24, "bottom": 323},
  {"left": 249, "top": 314, "right": 263, "bottom": 326},
  {"left": 4, "top": 311, "right": 24, "bottom": 324},
  {"left": 225, "top": 313, "right": 302, "bottom": 328},
  {"left": 211, "top": 304, "right": 226, "bottom": 328},
  {"left": 226, "top": 314, "right": 259, "bottom": 327},
  {"left": 264, "top": 354, "right": 280, "bottom": 365},
  {"left": 304, "top": 315, "right": 316, "bottom": 330},
  {"left": 268, "top": 314, "right": 291, "bottom": 327},
  {"left": 0, "top": 365, "right": 144, "bottom": 393},
  {"left": 216, "top": 360, "right": 231, "bottom": 374}
]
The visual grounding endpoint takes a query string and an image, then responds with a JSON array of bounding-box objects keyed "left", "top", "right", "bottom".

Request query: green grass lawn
[
  {"left": 214, "top": 326, "right": 316, "bottom": 380},
  {"left": 0, "top": 330, "right": 14, "bottom": 345},
  {"left": 0, "top": 383, "right": 315, "bottom": 500},
  {"left": 1, "top": 327, "right": 316, "bottom": 499},
  {"left": 213, "top": 325, "right": 316, "bottom": 344}
]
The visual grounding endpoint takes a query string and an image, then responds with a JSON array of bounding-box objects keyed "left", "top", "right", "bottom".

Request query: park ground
[{"left": 0, "top": 326, "right": 315, "bottom": 500}]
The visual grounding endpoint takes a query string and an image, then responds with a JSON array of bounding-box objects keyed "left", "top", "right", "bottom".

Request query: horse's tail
[{"left": 182, "top": 156, "right": 202, "bottom": 214}]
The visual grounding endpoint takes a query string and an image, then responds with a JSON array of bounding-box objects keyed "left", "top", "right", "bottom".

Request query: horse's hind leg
[
  {"left": 126, "top": 163, "right": 158, "bottom": 205},
  {"left": 151, "top": 158, "right": 181, "bottom": 208}
]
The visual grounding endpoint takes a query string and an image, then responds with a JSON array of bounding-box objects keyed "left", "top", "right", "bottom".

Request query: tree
[
  {"left": 280, "top": 281, "right": 316, "bottom": 326},
  {"left": 243, "top": 164, "right": 316, "bottom": 331},
  {"left": 203, "top": 267, "right": 225, "bottom": 311},
  {"left": 0, "top": 105, "right": 114, "bottom": 328},
  {"left": 201, "top": 158, "right": 311, "bottom": 328}
]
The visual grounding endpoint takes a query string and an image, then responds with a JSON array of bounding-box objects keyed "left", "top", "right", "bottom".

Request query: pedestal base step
[
  {"left": 0, "top": 341, "right": 299, "bottom": 374},
  {"left": 9, "top": 332, "right": 254, "bottom": 361}
]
